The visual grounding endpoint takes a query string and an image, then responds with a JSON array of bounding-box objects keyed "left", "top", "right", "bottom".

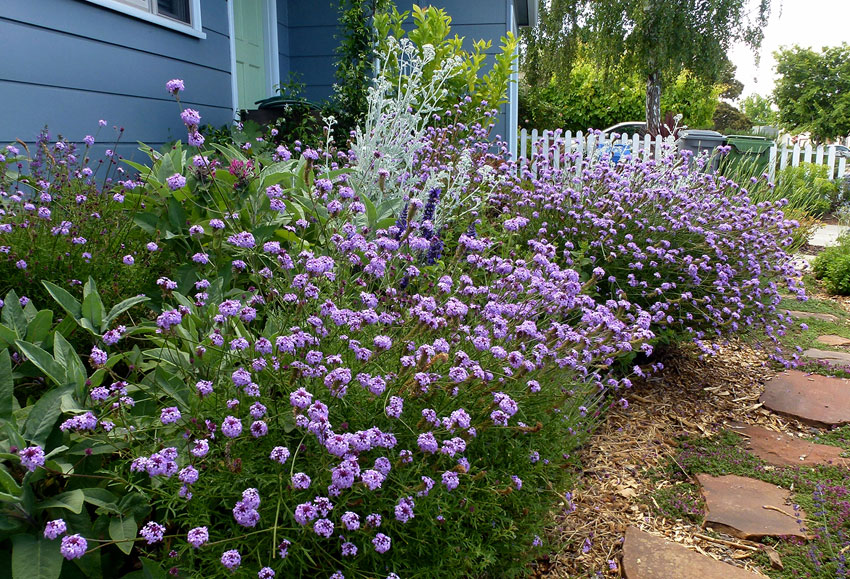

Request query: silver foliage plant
[{"left": 349, "top": 36, "right": 508, "bottom": 230}]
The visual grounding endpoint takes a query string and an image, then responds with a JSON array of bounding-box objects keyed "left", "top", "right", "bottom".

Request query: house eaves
[{"left": 515, "top": 0, "right": 539, "bottom": 28}]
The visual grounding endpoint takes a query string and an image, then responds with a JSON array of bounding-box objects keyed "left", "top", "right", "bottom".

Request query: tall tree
[
  {"left": 523, "top": 0, "right": 771, "bottom": 134},
  {"left": 773, "top": 43, "right": 850, "bottom": 143},
  {"left": 741, "top": 93, "right": 777, "bottom": 126}
]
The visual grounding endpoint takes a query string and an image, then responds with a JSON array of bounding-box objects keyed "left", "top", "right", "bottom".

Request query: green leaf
[
  {"left": 11, "top": 534, "right": 63, "bottom": 579},
  {"left": 23, "top": 386, "right": 71, "bottom": 446},
  {"left": 2, "top": 291, "right": 28, "bottom": 339},
  {"left": 81, "top": 488, "right": 119, "bottom": 512},
  {"left": 0, "top": 467, "right": 22, "bottom": 499},
  {"left": 361, "top": 194, "right": 378, "bottom": 229},
  {"left": 42, "top": 282, "right": 82, "bottom": 321},
  {"left": 82, "top": 278, "right": 105, "bottom": 331},
  {"left": 105, "top": 296, "right": 149, "bottom": 327},
  {"left": 132, "top": 212, "right": 160, "bottom": 235},
  {"left": 109, "top": 515, "right": 137, "bottom": 555},
  {"left": 54, "top": 333, "right": 86, "bottom": 392},
  {"left": 15, "top": 341, "right": 65, "bottom": 386},
  {"left": 0, "top": 349, "right": 13, "bottom": 422},
  {"left": 25, "top": 311, "right": 53, "bottom": 345},
  {"left": 38, "top": 489, "right": 85, "bottom": 513},
  {"left": 0, "top": 324, "right": 17, "bottom": 348}
]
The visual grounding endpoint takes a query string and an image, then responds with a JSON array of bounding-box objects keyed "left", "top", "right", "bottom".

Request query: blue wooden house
[{"left": 1, "top": 1, "right": 537, "bottom": 159}]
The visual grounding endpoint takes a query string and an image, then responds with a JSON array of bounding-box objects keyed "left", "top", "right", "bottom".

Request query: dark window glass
[{"left": 157, "top": 0, "right": 190, "bottom": 24}]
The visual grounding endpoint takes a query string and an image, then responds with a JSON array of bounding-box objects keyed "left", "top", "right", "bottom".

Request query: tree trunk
[{"left": 646, "top": 70, "right": 662, "bottom": 136}]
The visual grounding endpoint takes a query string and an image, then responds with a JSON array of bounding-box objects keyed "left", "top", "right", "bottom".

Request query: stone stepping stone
[
  {"left": 787, "top": 310, "right": 839, "bottom": 323},
  {"left": 760, "top": 370, "right": 850, "bottom": 427},
  {"left": 697, "top": 474, "right": 808, "bottom": 540},
  {"left": 803, "top": 348, "right": 850, "bottom": 366},
  {"left": 817, "top": 335, "right": 850, "bottom": 348},
  {"left": 728, "top": 423, "right": 848, "bottom": 467},
  {"left": 622, "top": 526, "right": 763, "bottom": 579}
]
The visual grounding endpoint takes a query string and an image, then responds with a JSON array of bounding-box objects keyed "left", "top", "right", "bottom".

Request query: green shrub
[
  {"left": 745, "top": 162, "right": 841, "bottom": 218},
  {"left": 0, "top": 129, "right": 170, "bottom": 308},
  {"left": 813, "top": 234, "right": 850, "bottom": 295}
]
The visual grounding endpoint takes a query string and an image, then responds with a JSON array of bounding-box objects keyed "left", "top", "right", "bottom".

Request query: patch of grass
[
  {"left": 814, "top": 425, "right": 850, "bottom": 452},
  {"left": 778, "top": 296, "right": 849, "bottom": 317},
  {"left": 660, "top": 430, "right": 850, "bottom": 578},
  {"left": 646, "top": 483, "right": 704, "bottom": 523}
]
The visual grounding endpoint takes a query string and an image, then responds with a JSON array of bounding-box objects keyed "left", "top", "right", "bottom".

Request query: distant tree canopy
[
  {"left": 519, "top": 57, "right": 721, "bottom": 132},
  {"left": 712, "top": 102, "right": 752, "bottom": 134},
  {"left": 741, "top": 94, "right": 777, "bottom": 126},
  {"left": 523, "top": 0, "right": 771, "bottom": 134},
  {"left": 773, "top": 43, "right": 850, "bottom": 142}
]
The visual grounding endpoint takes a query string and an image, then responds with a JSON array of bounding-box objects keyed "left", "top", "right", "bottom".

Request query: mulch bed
[{"left": 535, "top": 341, "right": 820, "bottom": 578}]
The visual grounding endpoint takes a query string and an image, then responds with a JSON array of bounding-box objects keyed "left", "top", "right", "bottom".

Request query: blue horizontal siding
[
  {"left": 1, "top": 0, "right": 231, "bottom": 70},
  {"left": 394, "top": 1, "right": 507, "bottom": 25},
  {"left": 0, "top": 81, "right": 233, "bottom": 146},
  {"left": 0, "top": 20, "right": 232, "bottom": 108},
  {"left": 0, "top": 0, "right": 234, "bottom": 152}
]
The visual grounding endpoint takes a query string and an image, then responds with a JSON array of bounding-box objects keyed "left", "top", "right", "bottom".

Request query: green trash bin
[{"left": 722, "top": 135, "right": 773, "bottom": 178}]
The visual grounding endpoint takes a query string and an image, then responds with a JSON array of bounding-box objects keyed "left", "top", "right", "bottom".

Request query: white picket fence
[{"left": 516, "top": 128, "right": 849, "bottom": 181}]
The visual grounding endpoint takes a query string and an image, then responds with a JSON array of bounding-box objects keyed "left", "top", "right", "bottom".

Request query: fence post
[
  {"left": 792, "top": 143, "right": 801, "bottom": 167},
  {"left": 530, "top": 128, "right": 538, "bottom": 178},
  {"left": 768, "top": 144, "right": 777, "bottom": 181},
  {"left": 827, "top": 145, "right": 837, "bottom": 180},
  {"left": 803, "top": 143, "right": 813, "bottom": 164},
  {"left": 519, "top": 128, "right": 527, "bottom": 169},
  {"left": 815, "top": 145, "right": 824, "bottom": 166},
  {"left": 780, "top": 143, "right": 789, "bottom": 172}
]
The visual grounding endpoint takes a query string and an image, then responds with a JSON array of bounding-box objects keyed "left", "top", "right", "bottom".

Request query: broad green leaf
[
  {"left": 132, "top": 212, "right": 159, "bottom": 235},
  {"left": 361, "top": 193, "right": 378, "bottom": 229},
  {"left": 82, "top": 278, "right": 105, "bottom": 331},
  {"left": 38, "top": 489, "right": 85, "bottom": 513},
  {"left": 42, "top": 282, "right": 82, "bottom": 321},
  {"left": 0, "top": 349, "right": 12, "bottom": 421},
  {"left": 121, "top": 159, "right": 152, "bottom": 174},
  {"left": 105, "top": 295, "right": 149, "bottom": 326},
  {"left": 15, "top": 341, "right": 65, "bottom": 386},
  {"left": 0, "top": 323, "right": 17, "bottom": 348},
  {"left": 2, "top": 291, "right": 27, "bottom": 339},
  {"left": 23, "top": 386, "right": 71, "bottom": 446},
  {"left": 81, "top": 488, "right": 119, "bottom": 512},
  {"left": 25, "top": 311, "right": 53, "bottom": 345},
  {"left": 109, "top": 515, "right": 137, "bottom": 555},
  {"left": 54, "top": 333, "right": 86, "bottom": 391},
  {"left": 0, "top": 467, "right": 22, "bottom": 499},
  {"left": 11, "top": 534, "right": 63, "bottom": 579}
]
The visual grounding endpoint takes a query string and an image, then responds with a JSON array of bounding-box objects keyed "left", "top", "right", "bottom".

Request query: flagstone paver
[
  {"left": 816, "top": 335, "right": 850, "bottom": 347},
  {"left": 728, "top": 423, "right": 848, "bottom": 467},
  {"left": 787, "top": 310, "right": 840, "bottom": 323},
  {"left": 802, "top": 348, "right": 850, "bottom": 366},
  {"left": 760, "top": 370, "right": 850, "bottom": 426},
  {"left": 697, "top": 474, "right": 808, "bottom": 540},
  {"left": 621, "top": 527, "right": 763, "bottom": 579}
]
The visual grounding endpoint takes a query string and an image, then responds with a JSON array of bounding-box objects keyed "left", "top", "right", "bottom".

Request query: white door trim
[{"left": 228, "top": 0, "right": 280, "bottom": 118}]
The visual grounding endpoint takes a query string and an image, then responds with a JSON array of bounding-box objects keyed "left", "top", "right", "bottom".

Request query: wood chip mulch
[{"left": 533, "top": 341, "right": 820, "bottom": 578}]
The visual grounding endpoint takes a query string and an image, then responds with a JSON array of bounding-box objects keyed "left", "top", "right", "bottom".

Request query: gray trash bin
[{"left": 676, "top": 129, "right": 726, "bottom": 172}]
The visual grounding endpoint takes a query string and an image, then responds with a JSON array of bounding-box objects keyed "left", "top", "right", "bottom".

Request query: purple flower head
[
  {"left": 221, "top": 549, "right": 241, "bottom": 570},
  {"left": 394, "top": 496, "right": 415, "bottom": 523},
  {"left": 270, "top": 446, "right": 290, "bottom": 464},
  {"left": 221, "top": 416, "right": 242, "bottom": 438},
  {"left": 140, "top": 521, "right": 165, "bottom": 544},
  {"left": 166, "top": 79, "right": 185, "bottom": 94},
  {"left": 44, "top": 519, "right": 67, "bottom": 540},
  {"left": 442, "top": 471, "right": 460, "bottom": 491},
  {"left": 160, "top": 406, "right": 181, "bottom": 425},
  {"left": 166, "top": 173, "right": 186, "bottom": 191},
  {"left": 60, "top": 534, "right": 87, "bottom": 560},
  {"left": 341, "top": 511, "right": 360, "bottom": 531},
  {"left": 372, "top": 532, "right": 391, "bottom": 553},
  {"left": 180, "top": 108, "right": 201, "bottom": 127},
  {"left": 20, "top": 445, "right": 45, "bottom": 472},
  {"left": 187, "top": 526, "right": 208, "bottom": 548},
  {"left": 313, "top": 518, "right": 334, "bottom": 538}
]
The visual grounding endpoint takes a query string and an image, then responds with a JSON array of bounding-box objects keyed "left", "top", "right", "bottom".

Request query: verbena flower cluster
[{"left": 491, "top": 138, "right": 806, "bottom": 360}]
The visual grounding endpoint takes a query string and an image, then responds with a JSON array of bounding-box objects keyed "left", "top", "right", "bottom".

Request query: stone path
[
  {"left": 623, "top": 369, "right": 850, "bottom": 577},
  {"left": 808, "top": 223, "right": 850, "bottom": 248}
]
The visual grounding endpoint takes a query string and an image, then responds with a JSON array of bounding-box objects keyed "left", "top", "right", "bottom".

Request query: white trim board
[
  {"left": 83, "top": 0, "right": 206, "bottom": 38},
  {"left": 228, "top": 0, "right": 281, "bottom": 116}
]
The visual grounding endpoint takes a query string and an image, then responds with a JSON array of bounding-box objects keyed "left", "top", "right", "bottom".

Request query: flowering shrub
[
  {"left": 492, "top": 141, "right": 806, "bottom": 359},
  {"left": 0, "top": 127, "right": 168, "bottom": 307}
]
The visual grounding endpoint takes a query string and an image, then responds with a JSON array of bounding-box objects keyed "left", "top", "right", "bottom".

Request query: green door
[{"left": 234, "top": 0, "right": 267, "bottom": 110}]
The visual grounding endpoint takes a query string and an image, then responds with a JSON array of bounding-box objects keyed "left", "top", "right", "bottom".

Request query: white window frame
[{"left": 83, "top": 0, "right": 206, "bottom": 39}]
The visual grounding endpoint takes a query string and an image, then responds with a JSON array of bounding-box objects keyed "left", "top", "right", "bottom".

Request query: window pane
[{"left": 157, "top": 0, "right": 190, "bottom": 24}]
